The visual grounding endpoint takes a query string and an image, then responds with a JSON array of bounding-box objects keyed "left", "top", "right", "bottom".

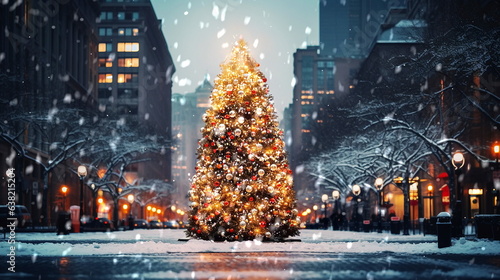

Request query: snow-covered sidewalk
[{"left": 6, "top": 229, "right": 500, "bottom": 257}]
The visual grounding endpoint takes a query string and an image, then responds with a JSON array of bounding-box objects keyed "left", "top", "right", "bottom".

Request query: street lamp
[
  {"left": 77, "top": 165, "right": 87, "bottom": 224},
  {"left": 427, "top": 185, "right": 434, "bottom": 218},
  {"left": 331, "top": 190, "right": 340, "bottom": 230},
  {"left": 352, "top": 184, "right": 361, "bottom": 231},
  {"left": 452, "top": 152, "right": 465, "bottom": 237},
  {"left": 322, "top": 194, "right": 329, "bottom": 229},
  {"left": 127, "top": 194, "right": 135, "bottom": 216},
  {"left": 312, "top": 205, "right": 318, "bottom": 223},
  {"left": 61, "top": 186, "right": 68, "bottom": 211},
  {"left": 332, "top": 190, "right": 340, "bottom": 214},
  {"left": 374, "top": 178, "right": 384, "bottom": 233},
  {"left": 492, "top": 142, "right": 500, "bottom": 213},
  {"left": 321, "top": 194, "right": 329, "bottom": 216}
]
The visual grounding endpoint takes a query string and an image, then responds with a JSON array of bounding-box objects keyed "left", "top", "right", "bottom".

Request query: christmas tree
[{"left": 187, "top": 39, "right": 300, "bottom": 241}]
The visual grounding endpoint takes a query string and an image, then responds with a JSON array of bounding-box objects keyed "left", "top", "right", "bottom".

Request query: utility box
[
  {"left": 437, "top": 212, "right": 452, "bottom": 248},
  {"left": 70, "top": 206, "right": 81, "bottom": 233}
]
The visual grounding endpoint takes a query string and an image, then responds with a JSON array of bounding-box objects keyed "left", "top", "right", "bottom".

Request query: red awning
[{"left": 437, "top": 172, "right": 449, "bottom": 179}]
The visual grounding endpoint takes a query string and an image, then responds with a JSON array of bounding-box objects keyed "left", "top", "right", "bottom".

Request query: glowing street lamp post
[
  {"left": 492, "top": 142, "right": 499, "bottom": 213},
  {"left": 374, "top": 178, "right": 384, "bottom": 233},
  {"left": 452, "top": 152, "right": 465, "bottom": 237},
  {"left": 322, "top": 194, "right": 329, "bottom": 229},
  {"left": 61, "top": 186, "right": 68, "bottom": 211},
  {"left": 77, "top": 165, "right": 87, "bottom": 225},
  {"left": 352, "top": 184, "right": 361, "bottom": 231},
  {"left": 332, "top": 190, "right": 340, "bottom": 230},
  {"left": 312, "top": 205, "right": 318, "bottom": 223}
]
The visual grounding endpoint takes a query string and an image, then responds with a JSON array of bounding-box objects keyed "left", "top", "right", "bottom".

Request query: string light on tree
[{"left": 187, "top": 39, "right": 300, "bottom": 241}]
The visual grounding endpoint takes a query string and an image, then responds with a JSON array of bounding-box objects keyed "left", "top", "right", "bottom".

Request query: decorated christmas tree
[{"left": 187, "top": 39, "right": 300, "bottom": 241}]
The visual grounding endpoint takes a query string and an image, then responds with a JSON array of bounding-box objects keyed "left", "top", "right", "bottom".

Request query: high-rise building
[
  {"left": 171, "top": 77, "right": 212, "bottom": 204},
  {"left": 319, "top": 0, "right": 401, "bottom": 58},
  {"left": 0, "top": 0, "right": 100, "bottom": 224},
  {"left": 290, "top": 46, "right": 336, "bottom": 196},
  {"left": 97, "top": 0, "right": 175, "bottom": 182}
]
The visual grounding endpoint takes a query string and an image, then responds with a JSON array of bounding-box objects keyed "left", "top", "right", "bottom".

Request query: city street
[
  {"left": 2, "top": 229, "right": 500, "bottom": 279},
  {"left": 5, "top": 251, "right": 500, "bottom": 280}
]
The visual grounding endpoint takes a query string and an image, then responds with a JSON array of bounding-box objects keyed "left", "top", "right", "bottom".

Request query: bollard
[{"left": 436, "top": 212, "right": 452, "bottom": 248}]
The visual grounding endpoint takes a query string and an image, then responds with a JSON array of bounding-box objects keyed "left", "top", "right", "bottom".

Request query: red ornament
[
  {"left": 259, "top": 221, "right": 266, "bottom": 228},
  {"left": 230, "top": 135, "right": 235, "bottom": 140},
  {"left": 214, "top": 181, "right": 220, "bottom": 187},
  {"left": 197, "top": 229, "right": 202, "bottom": 234},
  {"left": 225, "top": 114, "right": 230, "bottom": 119},
  {"left": 249, "top": 197, "right": 254, "bottom": 202},
  {"left": 203, "top": 203, "right": 209, "bottom": 207},
  {"left": 263, "top": 78, "right": 267, "bottom": 82},
  {"left": 270, "top": 198, "right": 276, "bottom": 204},
  {"left": 229, "top": 228, "right": 234, "bottom": 233},
  {"left": 252, "top": 176, "right": 257, "bottom": 180},
  {"left": 227, "top": 91, "right": 233, "bottom": 94},
  {"left": 204, "top": 143, "right": 209, "bottom": 147},
  {"left": 223, "top": 201, "right": 229, "bottom": 206}
]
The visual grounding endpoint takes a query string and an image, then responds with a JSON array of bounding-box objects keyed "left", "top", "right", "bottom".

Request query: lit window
[
  {"left": 98, "top": 58, "right": 113, "bottom": 67},
  {"left": 118, "top": 58, "right": 139, "bottom": 67},
  {"left": 117, "top": 74, "right": 138, "bottom": 83},
  {"left": 98, "top": 43, "right": 112, "bottom": 52},
  {"left": 98, "top": 74, "right": 113, "bottom": 83},
  {"left": 117, "top": 42, "right": 139, "bottom": 52}
]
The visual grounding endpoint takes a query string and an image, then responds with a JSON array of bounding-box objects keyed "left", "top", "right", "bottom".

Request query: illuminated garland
[{"left": 186, "top": 39, "right": 300, "bottom": 241}]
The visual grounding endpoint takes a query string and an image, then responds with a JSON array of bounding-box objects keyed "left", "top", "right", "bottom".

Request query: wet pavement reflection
[{"left": 3, "top": 252, "right": 500, "bottom": 279}]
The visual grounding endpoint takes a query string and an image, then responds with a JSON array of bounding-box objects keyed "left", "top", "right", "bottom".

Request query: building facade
[
  {"left": 97, "top": 0, "right": 175, "bottom": 182},
  {"left": 0, "top": 0, "right": 100, "bottom": 225}
]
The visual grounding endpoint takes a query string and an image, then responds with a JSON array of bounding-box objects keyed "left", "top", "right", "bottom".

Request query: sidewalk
[{"left": 7, "top": 228, "right": 500, "bottom": 256}]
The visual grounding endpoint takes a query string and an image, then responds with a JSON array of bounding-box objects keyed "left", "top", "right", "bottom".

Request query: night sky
[{"left": 152, "top": 0, "right": 320, "bottom": 119}]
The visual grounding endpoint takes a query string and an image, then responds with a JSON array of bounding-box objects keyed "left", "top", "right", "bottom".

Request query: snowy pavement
[
  {"left": 7, "top": 228, "right": 500, "bottom": 256},
  {"left": 2, "top": 229, "right": 500, "bottom": 279}
]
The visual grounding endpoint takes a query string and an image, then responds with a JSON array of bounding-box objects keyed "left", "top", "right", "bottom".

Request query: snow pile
[{"left": 11, "top": 229, "right": 500, "bottom": 257}]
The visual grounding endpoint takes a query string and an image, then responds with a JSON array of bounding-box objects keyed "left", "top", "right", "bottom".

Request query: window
[
  {"left": 100, "top": 12, "right": 113, "bottom": 20},
  {"left": 98, "top": 43, "right": 112, "bottom": 52},
  {"left": 118, "top": 88, "right": 138, "bottom": 98},
  {"left": 117, "top": 42, "right": 139, "bottom": 52},
  {"left": 118, "top": 58, "right": 139, "bottom": 67},
  {"left": 117, "top": 73, "right": 138, "bottom": 83},
  {"left": 99, "top": 88, "right": 112, "bottom": 99},
  {"left": 117, "top": 12, "right": 139, "bottom": 20},
  {"left": 98, "top": 58, "right": 113, "bottom": 67},
  {"left": 98, "top": 74, "right": 113, "bottom": 83},
  {"left": 99, "top": 28, "right": 113, "bottom": 36},
  {"left": 118, "top": 28, "right": 139, "bottom": 36}
]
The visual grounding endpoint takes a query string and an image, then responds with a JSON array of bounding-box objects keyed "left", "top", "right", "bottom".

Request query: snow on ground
[{"left": 6, "top": 229, "right": 500, "bottom": 257}]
